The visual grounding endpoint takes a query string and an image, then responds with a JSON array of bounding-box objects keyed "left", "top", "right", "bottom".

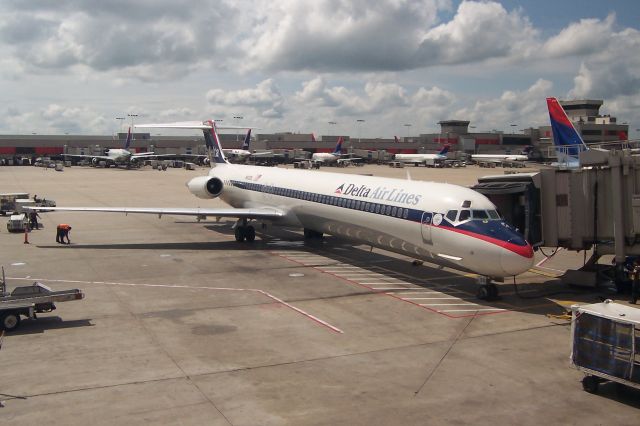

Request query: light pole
[
  {"left": 356, "top": 119, "right": 365, "bottom": 143},
  {"left": 328, "top": 121, "right": 337, "bottom": 139},
  {"left": 115, "top": 117, "right": 125, "bottom": 138},
  {"left": 127, "top": 113, "right": 138, "bottom": 129},
  {"left": 233, "top": 115, "right": 243, "bottom": 142},
  {"left": 403, "top": 123, "right": 412, "bottom": 139}
]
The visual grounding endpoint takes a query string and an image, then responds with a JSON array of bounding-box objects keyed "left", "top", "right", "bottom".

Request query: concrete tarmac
[{"left": 0, "top": 164, "right": 638, "bottom": 425}]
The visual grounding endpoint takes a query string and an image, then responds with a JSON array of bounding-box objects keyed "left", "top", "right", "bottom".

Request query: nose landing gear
[{"left": 476, "top": 276, "right": 500, "bottom": 300}]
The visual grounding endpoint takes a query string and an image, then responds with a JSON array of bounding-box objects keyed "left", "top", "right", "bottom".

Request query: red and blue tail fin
[
  {"left": 124, "top": 127, "right": 132, "bottom": 150},
  {"left": 242, "top": 129, "right": 251, "bottom": 150},
  {"left": 203, "top": 120, "right": 229, "bottom": 165},
  {"left": 332, "top": 136, "right": 344, "bottom": 154},
  {"left": 394, "top": 136, "right": 400, "bottom": 143},
  {"left": 438, "top": 145, "right": 450, "bottom": 155},
  {"left": 546, "top": 97, "right": 588, "bottom": 166}
]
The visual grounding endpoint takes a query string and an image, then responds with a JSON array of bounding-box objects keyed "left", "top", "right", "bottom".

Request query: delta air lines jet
[
  {"left": 311, "top": 137, "right": 357, "bottom": 165},
  {"left": 34, "top": 120, "right": 534, "bottom": 299},
  {"left": 64, "top": 127, "right": 157, "bottom": 167},
  {"left": 394, "top": 146, "right": 450, "bottom": 166}
]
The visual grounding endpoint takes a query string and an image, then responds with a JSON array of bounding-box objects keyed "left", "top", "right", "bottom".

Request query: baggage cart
[{"left": 570, "top": 300, "right": 640, "bottom": 393}]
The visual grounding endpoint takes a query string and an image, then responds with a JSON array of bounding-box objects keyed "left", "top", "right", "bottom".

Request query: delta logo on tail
[
  {"left": 546, "top": 97, "right": 588, "bottom": 166},
  {"left": 439, "top": 145, "right": 450, "bottom": 155},
  {"left": 333, "top": 136, "right": 344, "bottom": 154},
  {"left": 124, "top": 127, "right": 132, "bottom": 150},
  {"left": 242, "top": 129, "right": 252, "bottom": 150}
]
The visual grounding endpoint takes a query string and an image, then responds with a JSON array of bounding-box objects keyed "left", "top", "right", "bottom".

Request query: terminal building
[{"left": 0, "top": 99, "right": 630, "bottom": 164}]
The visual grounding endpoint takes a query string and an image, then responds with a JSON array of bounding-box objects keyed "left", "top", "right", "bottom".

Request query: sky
[{"left": 1, "top": 0, "right": 639, "bottom": 139}]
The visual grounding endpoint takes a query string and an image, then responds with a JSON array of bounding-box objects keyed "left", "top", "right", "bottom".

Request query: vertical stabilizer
[
  {"left": 394, "top": 136, "right": 400, "bottom": 143},
  {"left": 546, "top": 97, "right": 588, "bottom": 166},
  {"left": 332, "top": 137, "right": 344, "bottom": 155},
  {"left": 438, "top": 145, "right": 450, "bottom": 156},
  {"left": 242, "top": 129, "right": 252, "bottom": 150},
  {"left": 203, "top": 120, "right": 229, "bottom": 166},
  {"left": 124, "top": 127, "right": 132, "bottom": 150}
]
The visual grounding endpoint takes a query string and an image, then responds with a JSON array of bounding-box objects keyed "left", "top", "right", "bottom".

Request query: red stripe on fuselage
[{"left": 437, "top": 225, "right": 533, "bottom": 258}]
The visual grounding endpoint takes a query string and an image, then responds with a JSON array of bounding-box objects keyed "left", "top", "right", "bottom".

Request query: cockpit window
[
  {"left": 446, "top": 210, "right": 457, "bottom": 221},
  {"left": 472, "top": 210, "right": 488, "bottom": 219},
  {"left": 458, "top": 210, "right": 471, "bottom": 221},
  {"left": 488, "top": 210, "right": 500, "bottom": 219}
]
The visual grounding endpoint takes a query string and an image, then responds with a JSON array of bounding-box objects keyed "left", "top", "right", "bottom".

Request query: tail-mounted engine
[{"left": 187, "top": 176, "right": 224, "bottom": 199}]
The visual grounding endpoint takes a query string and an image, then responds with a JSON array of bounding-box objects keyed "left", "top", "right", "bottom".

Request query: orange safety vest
[{"left": 57, "top": 224, "right": 71, "bottom": 231}]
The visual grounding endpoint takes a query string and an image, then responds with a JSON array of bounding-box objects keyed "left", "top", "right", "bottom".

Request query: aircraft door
[{"left": 421, "top": 212, "right": 433, "bottom": 244}]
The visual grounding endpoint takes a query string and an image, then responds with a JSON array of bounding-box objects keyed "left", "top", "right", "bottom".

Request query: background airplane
[
  {"left": 470, "top": 146, "right": 532, "bottom": 163},
  {"left": 394, "top": 145, "right": 450, "bottom": 166},
  {"left": 311, "top": 137, "right": 360, "bottom": 165},
  {"left": 33, "top": 119, "right": 533, "bottom": 299},
  {"left": 64, "top": 127, "right": 156, "bottom": 167}
]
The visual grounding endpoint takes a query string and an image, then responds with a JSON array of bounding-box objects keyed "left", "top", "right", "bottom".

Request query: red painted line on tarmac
[{"left": 269, "top": 251, "right": 510, "bottom": 319}]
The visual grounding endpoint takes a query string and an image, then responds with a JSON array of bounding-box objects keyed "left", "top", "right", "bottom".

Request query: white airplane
[
  {"left": 471, "top": 147, "right": 532, "bottom": 163},
  {"left": 33, "top": 120, "right": 534, "bottom": 299},
  {"left": 394, "top": 146, "right": 450, "bottom": 166},
  {"left": 311, "top": 137, "right": 358, "bottom": 165},
  {"left": 64, "top": 127, "right": 157, "bottom": 167}
]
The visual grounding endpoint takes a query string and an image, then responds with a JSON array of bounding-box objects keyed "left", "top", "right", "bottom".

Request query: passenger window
[
  {"left": 459, "top": 210, "right": 471, "bottom": 221},
  {"left": 446, "top": 210, "right": 457, "bottom": 222},
  {"left": 385, "top": 205, "right": 392, "bottom": 215},
  {"left": 375, "top": 204, "right": 381, "bottom": 214},
  {"left": 472, "top": 210, "right": 488, "bottom": 219},
  {"left": 391, "top": 206, "right": 397, "bottom": 217},
  {"left": 403, "top": 209, "right": 409, "bottom": 219}
]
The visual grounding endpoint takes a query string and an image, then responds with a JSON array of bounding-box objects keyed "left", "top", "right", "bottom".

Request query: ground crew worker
[
  {"left": 631, "top": 259, "right": 640, "bottom": 304},
  {"left": 56, "top": 224, "right": 72, "bottom": 244},
  {"left": 29, "top": 210, "right": 40, "bottom": 229}
]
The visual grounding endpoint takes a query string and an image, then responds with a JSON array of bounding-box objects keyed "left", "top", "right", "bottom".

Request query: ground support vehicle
[
  {"left": 6, "top": 213, "right": 28, "bottom": 232},
  {"left": 570, "top": 300, "right": 640, "bottom": 393},
  {"left": 0, "top": 278, "right": 85, "bottom": 331}
]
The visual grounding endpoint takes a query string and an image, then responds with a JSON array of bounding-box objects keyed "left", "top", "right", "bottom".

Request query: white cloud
[
  {"left": 206, "top": 79, "right": 286, "bottom": 118},
  {"left": 543, "top": 14, "right": 615, "bottom": 58}
]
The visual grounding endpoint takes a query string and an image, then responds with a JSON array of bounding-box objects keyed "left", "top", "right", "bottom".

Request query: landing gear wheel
[
  {"left": 1, "top": 313, "right": 20, "bottom": 331},
  {"left": 476, "top": 284, "right": 499, "bottom": 300},
  {"left": 234, "top": 226, "right": 246, "bottom": 242},
  {"left": 476, "top": 286, "right": 490, "bottom": 300},
  {"left": 245, "top": 226, "right": 256, "bottom": 242},
  {"left": 582, "top": 376, "right": 599, "bottom": 394}
]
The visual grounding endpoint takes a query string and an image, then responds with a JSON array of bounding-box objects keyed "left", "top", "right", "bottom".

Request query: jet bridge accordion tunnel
[{"left": 472, "top": 149, "right": 640, "bottom": 289}]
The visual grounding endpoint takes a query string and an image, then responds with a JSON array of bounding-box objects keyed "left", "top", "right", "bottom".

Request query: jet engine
[
  {"left": 187, "top": 176, "right": 224, "bottom": 199},
  {"left": 91, "top": 157, "right": 99, "bottom": 165}
]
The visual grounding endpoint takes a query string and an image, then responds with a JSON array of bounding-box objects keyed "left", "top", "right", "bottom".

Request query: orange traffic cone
[{"left": 24, "top": 226, "right": 30, "bottom": 244}]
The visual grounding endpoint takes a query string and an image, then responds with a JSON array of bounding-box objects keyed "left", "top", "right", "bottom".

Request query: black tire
[
  {"left": 234, "top": 226, "right": 246, "bottom": 242},
  {"left": 245, "top": 226, "right": 256, "bottom": 242},
  {"left": 1, "top": 313, "right": 21, "bottom": 331},
  {"left": 582, "top": 376, "right": 599, "bottom": 394},
  {"left": 488, "top": 284, "right": 499, "bottom": 299},
  {"left": 476, "top": 286, "right": 489, "bottom": 300},
  {"left": 303, "top": 228, "right": 314, "bottom": 240}
]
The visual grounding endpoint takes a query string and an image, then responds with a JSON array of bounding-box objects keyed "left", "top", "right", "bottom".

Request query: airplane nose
[{"left": 500, "top": 240, "right": 534, "bottom": 276}]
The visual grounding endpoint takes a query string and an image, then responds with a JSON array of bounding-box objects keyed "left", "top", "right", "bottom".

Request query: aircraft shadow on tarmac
[{"left": 8, "top": 317, "right": 93, "bottom": 336}]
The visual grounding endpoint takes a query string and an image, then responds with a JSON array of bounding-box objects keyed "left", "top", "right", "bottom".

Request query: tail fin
[
  {"left": 394, "top": 136, "right": 400, "bottom": 143},
  {"left": 332, "top": 136, "right": 344, "bottom": 154},
  {"left": 203, "top": 120, "right": 229, "bottom": 165},
  {"left": 124, "top": 127, "right": 132, "bottom": 150},
  {"left": 242, "top": 129, "right": 251, "bottom": 150},
  {"left": 438, "top": 145, "right": 450, "bottom": 155},
  {"left": 546, "top": 97, "right": 588, "bottom": 165},
  {"left": 311, "top": 133, "right": 316, "bottom": 143}
]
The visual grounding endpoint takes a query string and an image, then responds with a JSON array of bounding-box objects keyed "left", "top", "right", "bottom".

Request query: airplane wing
[
  {"left": 63, "top": 154, "right": 111, "bottom": 161},
  {"left": 250, "top": 151, "right": 274, "bottom": 157},
  {"left": 28, "top": 206, "right": 285, "bottom": 220}
]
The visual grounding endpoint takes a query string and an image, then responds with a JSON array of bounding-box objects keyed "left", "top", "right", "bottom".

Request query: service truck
[{"left": 0, "top": 269, "right": 85, "bottom": 331}]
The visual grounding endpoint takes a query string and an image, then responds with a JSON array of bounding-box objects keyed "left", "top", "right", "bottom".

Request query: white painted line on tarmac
[
  {"left": 420, "top": 303, "right": 479, "bottom": 306},
  {"left": 404, "top": 297, "right": 460, "bottom": 300},
  {"left": 440, "top": 308, "right": 506, "bottom": 312},
  {"left": 8, "top": 276, "right": 344, "bottom": 334}
]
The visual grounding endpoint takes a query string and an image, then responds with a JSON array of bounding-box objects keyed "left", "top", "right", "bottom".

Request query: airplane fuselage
[
  {"left": 311, "top": 153, "right": 339, "bottom": 163},
  {"left": 202, "top": 164, "right": 533, "bottom": 278},
  {"left": 471, "top": 154, "right": 528, "bottom": 162},
  {"left": 394, "top": 153, "right": 447, "bottom": 163}
]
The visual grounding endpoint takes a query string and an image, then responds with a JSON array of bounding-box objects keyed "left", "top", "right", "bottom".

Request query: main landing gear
[
  {"left": 234, "top": 219, "right": 256, "bottom": 242},
  {"left": 476, "top": 276, "right": 500, "bottom": 300}
]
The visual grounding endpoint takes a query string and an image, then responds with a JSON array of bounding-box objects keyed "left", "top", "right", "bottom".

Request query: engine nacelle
[
  {"left": 91, "top": 157, "right": 98, "bottom": 165},
  {"left": 187, "top": 176, "right": 224, "bottom": 199}
]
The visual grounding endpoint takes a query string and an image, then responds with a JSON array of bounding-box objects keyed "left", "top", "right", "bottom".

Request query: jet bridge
[{"left": 472, "top": 149, "right": 640, "bottom": 288}]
